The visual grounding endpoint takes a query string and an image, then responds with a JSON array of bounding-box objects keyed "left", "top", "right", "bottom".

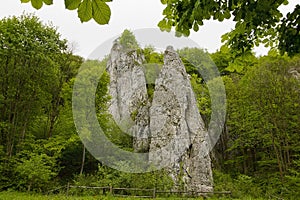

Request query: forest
[{"left": 0, "top": 13, "right": 299, "bottom": 200}]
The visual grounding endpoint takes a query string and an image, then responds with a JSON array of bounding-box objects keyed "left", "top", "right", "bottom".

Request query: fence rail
[{"left": 62, "top": 184, "right": 231, "bottom": 198}]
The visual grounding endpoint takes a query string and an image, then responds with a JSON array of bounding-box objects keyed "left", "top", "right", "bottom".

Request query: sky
[{"left": 0, "top": 0, "right": 298, "bottom": 59}]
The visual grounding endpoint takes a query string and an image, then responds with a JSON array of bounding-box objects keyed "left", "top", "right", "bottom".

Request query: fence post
[
  {"left": 110, "top": 185, "right": 113, "bottom": 195},
  {"left": 66, "top": 182, "right": 70, "bottom": 196},
  {"left": 153, "top": 188, "right": 156, "bottom": 199}
]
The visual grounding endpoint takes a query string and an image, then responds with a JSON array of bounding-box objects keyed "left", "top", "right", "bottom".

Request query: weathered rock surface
[
  {"left": 149, "top": 46, "right": 213, "bottom": 192},
  {"left": 107, "top": 43, "right": 213, "bottom": 192},
  {"left": 107, "top": 42, "right": 150, "bottom": 152}
]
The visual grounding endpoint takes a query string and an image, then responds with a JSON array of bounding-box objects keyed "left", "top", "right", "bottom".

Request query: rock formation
[
  {"left": 149, "top": 46, "right": 213, "bottom": 192},
  {"left": 107, "top": 42, "right": 213, "bottom": 193},
  {"left": 107, "top": 42, "right": 150, "bottom": 152}
]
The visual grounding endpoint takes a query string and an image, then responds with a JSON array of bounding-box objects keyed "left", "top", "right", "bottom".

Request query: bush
[
  {"left": 213, "top": 170, "right": 262, "bottom": 199},
  {"left": 70, "top": 163, "right": 173, "bottom": 197},
  {"left": 15, "top": 153, "right": 57, "bottom": 192}
]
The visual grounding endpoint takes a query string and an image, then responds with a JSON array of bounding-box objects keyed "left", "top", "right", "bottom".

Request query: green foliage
[
  {"left": 213, "top": 170, "right": 264, "bottom": 198},
  {"left": 70, "top": 164, "right": 173, "bottom": 196},
  {"left": 143, "top": 46, "right": 163, "bottom": 63},
  {"left": 92, "top": 0, "right": 111, "bottom": 25},
  {"left": 177, "top": 47, "right": 217, "bottom": 127},
  {"left": 77, "top": 0, "right": 93, "bottom": 22},
  {"left": 225, "top": 52, "right": 258, "bottom": 74},
  {"left": 221, "top": 53, "right": 300, "bottom": 199},
  {"left": 20, "top": 0, "right": 111, "bottom": 25},
  {"left": 211, "top": 46, "right": 234, "bottom": 75},
  {"left": 20, "top": 0, "right": 52, "bottom": 9},
  {"left": 0, "top": 13, "right": 86, "bottom": 191},
  {"left": 189, "top": 74, "right": 211, "bottom": 127},
  {"left": 73, "top": 58, "right": 133, "bottom": 157},
  {"left": 211, "top": 46, "right": 258, "bottom": 74},
  {"left": 1, "top": 17, "right": 300, "bottom": 199},
  {"left": 118, "top": 29, "right": 140, "bottom": 50},
  {"left": 0, "top": 13, "right": 67, "bottom": 156},
  {"left": 278, "top": 5, "right": 300, "bottom": 56},
  {"left": 20, "top": 0, "right": 299, "bottom": 56},
  {"left": 159, "top": 0, "right": 299, "bottom": 56},
  {"left": 65, "top": 0, "right": 81, "bottom": 10},
  {"left": 142, "top": 46, "right": 164, "bottom": 101},
  {"left": 15, "top": 153, "right": 57, "bottom": 192},
  {"left": 285, "top": 158, "right": 300, "bottom": 197}
]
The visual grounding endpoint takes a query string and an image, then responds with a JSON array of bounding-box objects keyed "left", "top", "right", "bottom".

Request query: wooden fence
[{"left": 61, "top": 183, "right": 231, "bottom": 198}]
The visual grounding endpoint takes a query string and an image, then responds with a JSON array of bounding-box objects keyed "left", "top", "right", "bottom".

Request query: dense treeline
[
  {"left": 0, "top": 15, "right": 299, "bottom": 199},
  {"left": 211, "top": 49, "right": 300, "bottom": 198},
  {"left": 180, "top": 46, "right": 300, "bottom": 198}
]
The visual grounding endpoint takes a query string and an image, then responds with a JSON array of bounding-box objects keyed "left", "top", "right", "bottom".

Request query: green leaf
[
  {"left": 262, "top": 38, "right": 269, "bottom": 44},
  {"left": 193, "top": 23, "right": 199, "bottom": 32},
  {"left": 31, "top": 0, "right": 43, "bottom": 9},
  {"left": 78, "top": 0, "right": 92, "bottom": 22},
  {"left": 254, "top": 39, "right": 260, "bottom": 46},
  {"left": 165, "top": 20, "right": 173, "bottom": 32},
  {"left": 219, "top": 15, "right": 224, "bottom": 22},
  {"left": 221, "top": 33, "right": 229, "bottom": 43},
  {"left": 65, "top": 0, "right": 81, "bottom": 10},
  {"left": 181, "top": 28, "right": 190, "bottom": 37},
  {"left": 20, "top": 0, "right": 30, "bottom": 3},
  {"left": 225, "top": 63, "right": 237, "bottom": 73},
  {"left": 161, "top": 0, "right": 167, "bottom": 4},
  {"left": 224, "top": 10, "right": 231, "bottom": 19},
  {"left": 43, "top": 0, "right": 53, "bottom": 5},
  {"left": 158, "top": 19, "right": 167, "bottom": 30},
  {"left": 92, "top": 0, "right": 111, "bottom": 25},
  {"left": 162, "top": 5, "right": 171, "bottom": 15}
]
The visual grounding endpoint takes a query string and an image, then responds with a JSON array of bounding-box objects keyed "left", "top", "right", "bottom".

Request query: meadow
[{"left": 0, "top": 191, "right": 266, "bottom": 200}]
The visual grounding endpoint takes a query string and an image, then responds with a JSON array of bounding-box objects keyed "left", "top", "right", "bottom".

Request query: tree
[
  {"left": 158, "top": 0, "right": 299, "bottom": 56},
  {"left": 225, "top": 53, "right": 300, "bottom": 189},
  {"left": 0, "top": 14, "right": 67, "bottom": 157},
  {"left": 15, "top": 153, "right": 57, "bottom": 191},
  {"left": 211, "top": 46, "right": 258, "bottom": 75},
  {"left": 46, "top": 53, "right": 83, "bottom": 138},
  {"left": 0, "top": 13, "right": 87, "bottom": 188},
  {"left": 118, "top": 29, "right": 140, "bottom": 50}
]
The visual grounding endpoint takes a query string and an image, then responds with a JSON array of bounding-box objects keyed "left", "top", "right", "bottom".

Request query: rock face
[
  {"left": 107, "top": 42, "right": 213, "bottom": 192},
  {"left": 107, "top": 42, "right": 150, "bottom": 152},
  {"left": 149, "top": 46, "right": 213, "bottom": 192}
]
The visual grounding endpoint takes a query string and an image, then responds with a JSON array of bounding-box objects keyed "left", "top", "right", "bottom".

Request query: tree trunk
[
  {"left": 272, "top": 135, "right": 283, "bottom": 182},
  {"left": 80, "top": 145, "right": 86, "bottom": 175}
]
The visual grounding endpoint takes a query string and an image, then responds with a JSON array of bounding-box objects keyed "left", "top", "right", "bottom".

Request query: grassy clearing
[{"left": 0, "top": 191, "right": 266, "bottom": 200}]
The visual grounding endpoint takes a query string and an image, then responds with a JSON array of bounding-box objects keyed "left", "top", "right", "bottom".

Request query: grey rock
[
  {"left": 107, "top": 42, "right": 150, "bottom": 152},
  {"left": 107, "top": 42, "right": 213, "bottom": 193},
  {"left": 149, "top": 46, "right": 213, "bottom": 192}
]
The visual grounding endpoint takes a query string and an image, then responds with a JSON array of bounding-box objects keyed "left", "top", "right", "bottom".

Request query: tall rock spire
[
  {"left": 149, "top": 46, "right": 213, "bottom": 192},
  {"left": 107, "top": 43, "right": 213, "bottom": 193},
  {"left": 107, "top": 41, "right": 150, "bottom": 152}
]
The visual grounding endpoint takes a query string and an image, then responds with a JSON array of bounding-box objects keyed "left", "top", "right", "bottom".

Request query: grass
[{"left": 0, "top": 191, "right": 266, "bottom": 200}]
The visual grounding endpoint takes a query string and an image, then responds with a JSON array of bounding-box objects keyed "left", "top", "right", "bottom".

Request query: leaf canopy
[
  {"left": 21, "top": 0, "right": 111, "bottom": 25},
  {"left": 20, "top": 0, "right": 299, "bottom": 56},
  {"left": 158, "top": 0, "right": 299, "bottom": 56}
]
